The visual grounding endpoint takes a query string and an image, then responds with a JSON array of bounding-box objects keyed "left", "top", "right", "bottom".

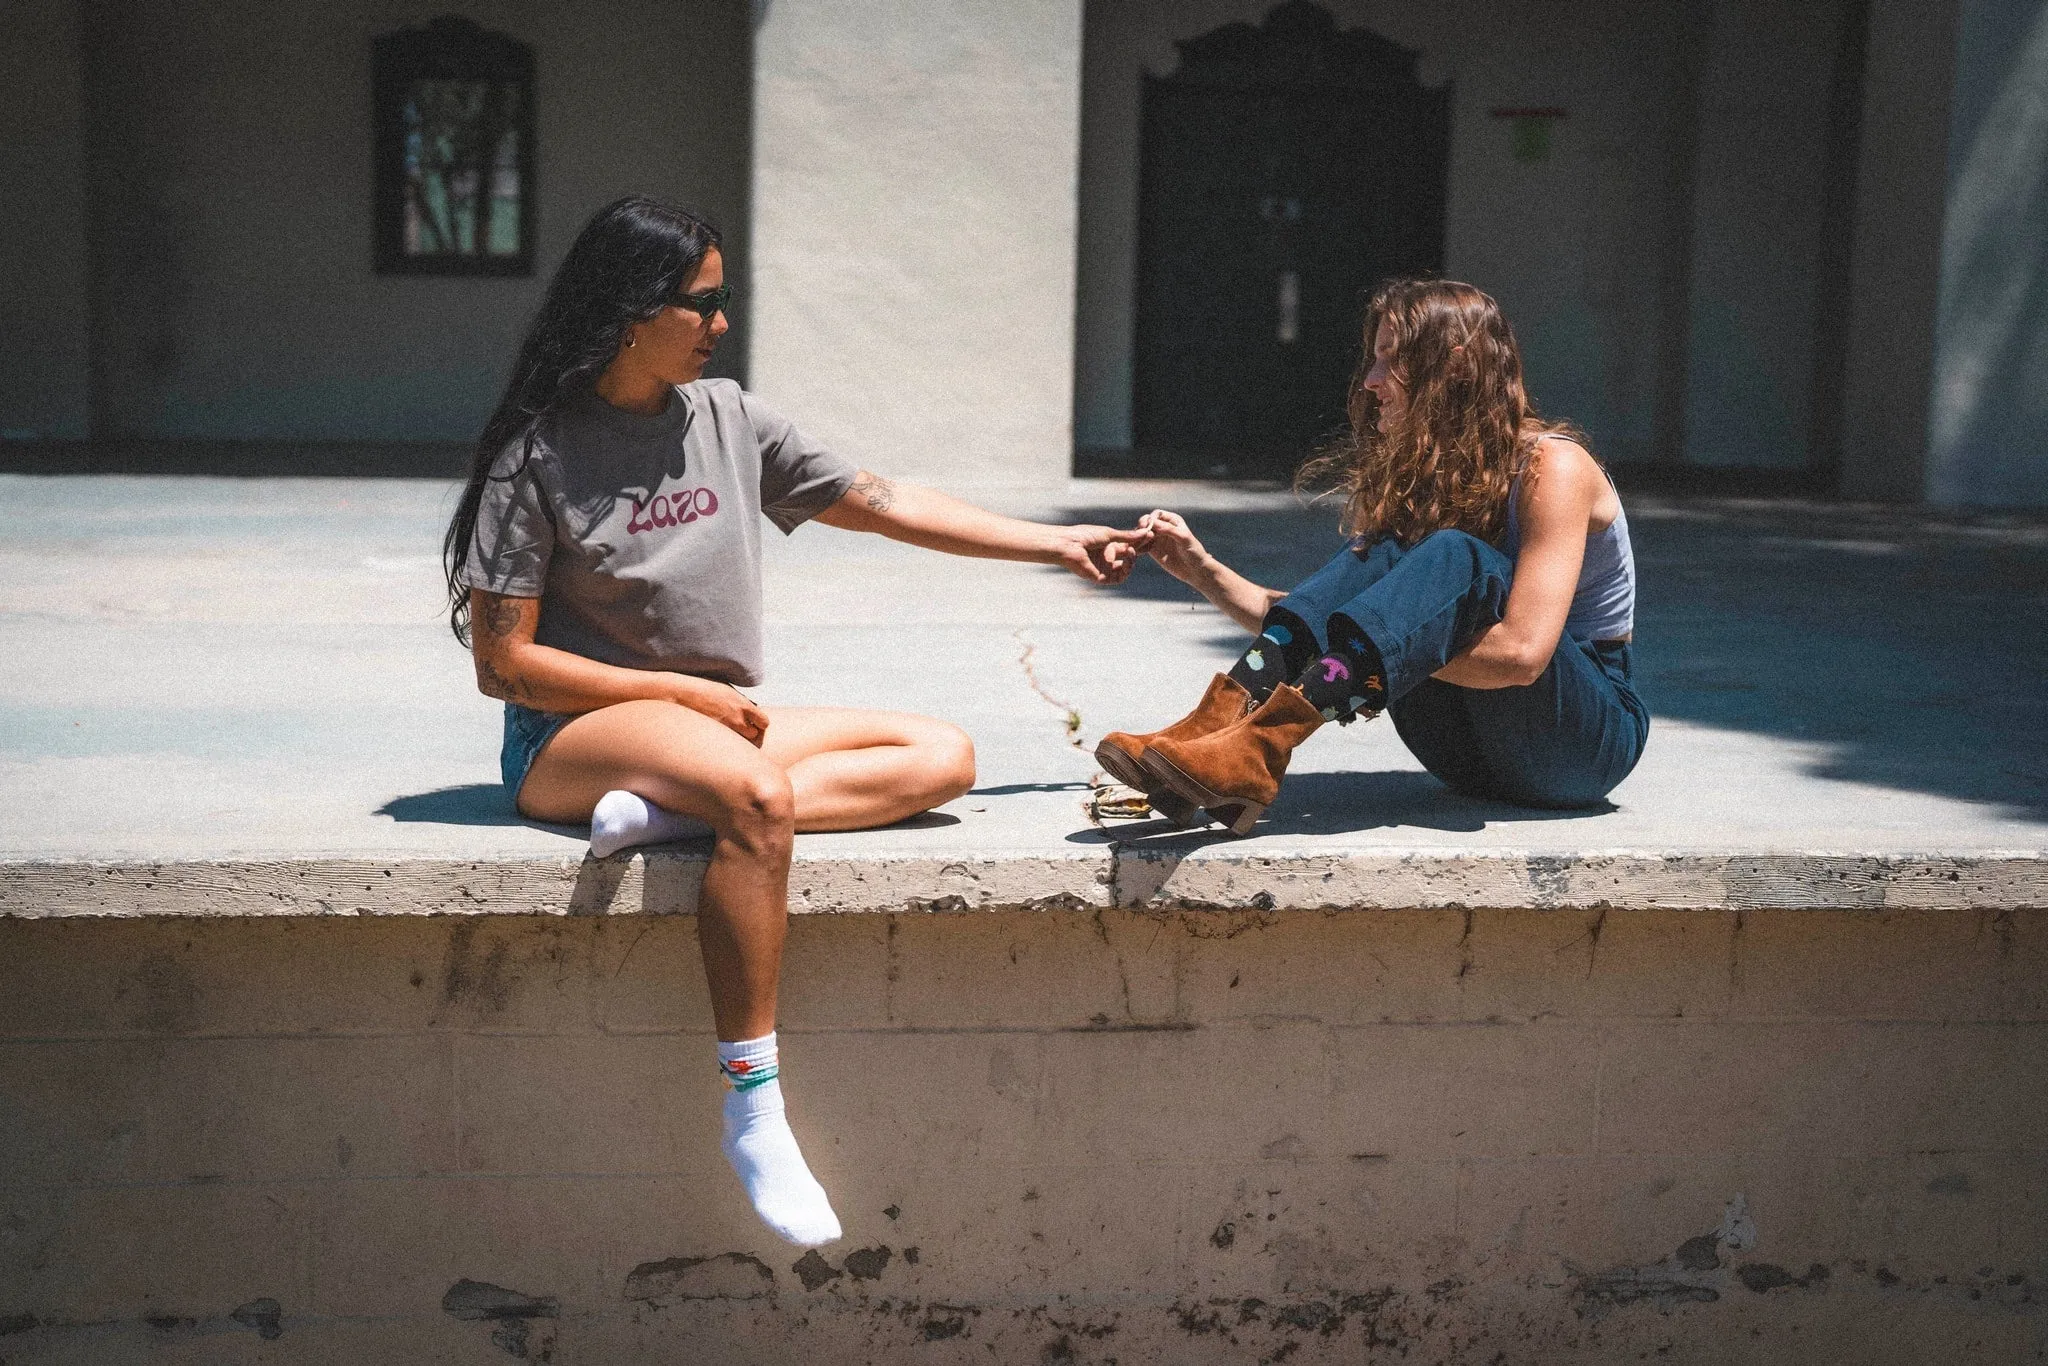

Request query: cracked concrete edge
[
  {"left": 0, "top": 849, "right": 2043, "bottom": 918},
  {"left": 1114, "top": 849, "right": 2048, "bottom": 912},
  {"left": 0, "top": 851, "right": 1117, "bottom": 919}
]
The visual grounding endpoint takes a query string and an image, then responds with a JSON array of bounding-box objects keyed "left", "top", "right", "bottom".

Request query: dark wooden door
[{"left": 1133, "top": 2, "right": 1449, "bottom": 475}]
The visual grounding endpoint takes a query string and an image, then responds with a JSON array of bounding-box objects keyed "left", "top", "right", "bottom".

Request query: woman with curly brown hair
[{"left": 1096, "top": 278, "right": 1648, "bottom": 834}]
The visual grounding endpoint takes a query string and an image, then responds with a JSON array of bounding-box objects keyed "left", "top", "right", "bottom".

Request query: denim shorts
[{"left": 500, "top": 702, "right": 573, "bottom": 796}]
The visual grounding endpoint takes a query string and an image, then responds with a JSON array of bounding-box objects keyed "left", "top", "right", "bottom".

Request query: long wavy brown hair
[{"left": 1297, "top": 278, "right": 1583, "bottom": 546}]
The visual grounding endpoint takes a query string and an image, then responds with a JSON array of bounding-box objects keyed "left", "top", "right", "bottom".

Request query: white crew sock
[
  {"left": 588, "top": 790, "right": 710, "bottom": 859},
  {"left": 717, "top": 1033, "right": 841, "bottom": 1247}
]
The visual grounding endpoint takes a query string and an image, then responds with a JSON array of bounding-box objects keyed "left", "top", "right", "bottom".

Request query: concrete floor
[{"left": 1, "top": 473, "right": 2044, "bottom": 864}]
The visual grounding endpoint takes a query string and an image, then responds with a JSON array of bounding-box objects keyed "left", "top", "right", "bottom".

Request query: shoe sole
[
  {"left": 1094, "top": 740, "right": 1200, "bottom": 827},
  {"left": 1137, "top": 748, "right": 1266, "bottom": 837}
]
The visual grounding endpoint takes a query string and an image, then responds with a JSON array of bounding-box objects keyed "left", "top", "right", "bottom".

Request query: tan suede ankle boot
[
  {"left": 1139, "top": 682, "right": 1324, "bottom": 836},
  {"left": 1095, "top": 673, "right": 1251, "bottom": 826}
]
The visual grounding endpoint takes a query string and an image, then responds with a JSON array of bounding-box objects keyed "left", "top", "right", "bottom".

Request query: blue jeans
[{"left": 1275, "top": 530, "right": 1649, "bottom": 808}]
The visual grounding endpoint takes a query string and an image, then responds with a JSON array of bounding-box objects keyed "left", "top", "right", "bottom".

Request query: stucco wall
[
  {"left": 0, "top": 0, "right": 92, "bottom": 440},
  {"left": 746, "top": 0, "right": 1083, "bottom": 490},
  {"left": 1926, "top": 0, "right": 2048, "bottom": 507},
  {"left": 1077, "top": 1, "right": 1718, "bottom": 468},
  {"left": 3, "top": 906, "right": 2045, "bottom": 1362},
  {"left": 79, "top": 0, "right": 752, "bottom": 444}
]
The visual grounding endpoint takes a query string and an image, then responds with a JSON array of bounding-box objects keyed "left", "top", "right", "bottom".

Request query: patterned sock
[
  {"left": 1294, "top": 616, "right": 1388, "bottom": 723},
  {"left": 717, "top": 1033, "right": 841, "bottom": 1247},
  {"left": 1226, "top": 608, "right": 1320, "bottom": 704}
]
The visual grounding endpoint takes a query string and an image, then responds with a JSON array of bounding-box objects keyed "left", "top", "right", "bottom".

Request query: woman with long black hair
[{"left": 445, "top": 197, "right": 1142, "bottom": 1246}]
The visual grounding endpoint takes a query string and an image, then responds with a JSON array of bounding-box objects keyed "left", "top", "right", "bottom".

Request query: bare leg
[
  {"left": 515, "top": 701, "right": 976, "bottom": 1030},
  {"left": 757, "top": 706, "right": 976, "bottom": 831},
  {"left": 518, "top": 699, "right": 794, "bottom": 1039},
  {"left": 513, "top": 698, "right": 972, "bottom": 1248}
]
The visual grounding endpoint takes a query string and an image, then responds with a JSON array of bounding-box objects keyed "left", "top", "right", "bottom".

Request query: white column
[{"left": 747, "top": 0, "right": 1084, "bottom": 490}]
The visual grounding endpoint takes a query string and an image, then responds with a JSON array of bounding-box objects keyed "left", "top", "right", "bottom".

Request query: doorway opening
[{"left": 1117, "top": 1, "right": 1448, "bottom": 480}]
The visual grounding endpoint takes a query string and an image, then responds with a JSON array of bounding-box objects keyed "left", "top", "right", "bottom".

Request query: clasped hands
[{"left": 1052, "top": 509, "right": 1209, "bottom": 587}]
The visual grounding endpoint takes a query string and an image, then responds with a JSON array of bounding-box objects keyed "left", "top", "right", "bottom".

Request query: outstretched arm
[
  {"left": 1138, "top": 509, "right": 1285, "bottom": 632},
  {"left": 812, "top": 470, "right": 1146, "bottom": 584}
]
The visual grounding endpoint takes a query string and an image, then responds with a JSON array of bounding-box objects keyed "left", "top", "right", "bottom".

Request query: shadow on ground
[
  {"left": 377, "top": 785, "right": 590, "bottom": 839},
  {"left": 1070, "top": 770, "right": 1615, "bottom": 844},
  {"left": 378, "top": 784, "right": 524, "bottom": 826},
  {"left": 1061, "top": 493, "right": 2048, "bottom": 820},
  {"left": 970, "top": 781, "right": 1097, "bottom": 797},
  {"left": 377, "top": 785, "right": 964, "bottom": 834}
]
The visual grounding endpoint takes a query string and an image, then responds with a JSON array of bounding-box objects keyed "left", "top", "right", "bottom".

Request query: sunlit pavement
[{"left": 1, "top": 474, "right": 2043, "bottom": 869}]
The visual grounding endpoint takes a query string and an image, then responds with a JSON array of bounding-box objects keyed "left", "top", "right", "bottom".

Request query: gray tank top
[{"left": 1501, "top": 470, "right": 1636, "bottom": 641}]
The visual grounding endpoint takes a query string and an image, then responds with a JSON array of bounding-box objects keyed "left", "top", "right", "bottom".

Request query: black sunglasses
[{"left": 674, "top": 283, "right": 732, "bottom": 320}]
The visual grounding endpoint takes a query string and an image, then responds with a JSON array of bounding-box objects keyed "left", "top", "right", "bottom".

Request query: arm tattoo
[
  {"left": 478, "top": 595, "right": 524, "bottom": 639},
  {"left": 850, "top": 473, "right": 898, "bottom": 514},
  {"left": 472, "top": 595, "right": 534, "bottom": 701},
  {"left": 475, "top": 655, "right": 530, "bottom": 703}
]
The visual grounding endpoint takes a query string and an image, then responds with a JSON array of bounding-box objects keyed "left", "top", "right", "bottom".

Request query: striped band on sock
[{"left": 719, "top": 1054, "right": 778, "bottom": 1091}]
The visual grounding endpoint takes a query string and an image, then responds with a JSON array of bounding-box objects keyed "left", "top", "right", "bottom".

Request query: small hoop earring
[{"left": 627, "top": 335, "right": 636, "bottom": 348}]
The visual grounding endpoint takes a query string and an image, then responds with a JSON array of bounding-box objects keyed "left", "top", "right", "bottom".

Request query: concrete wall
[
  {"left": 1926, "top": 0, "right": 2048, "bottom": 507},
  {"left": 79, "top": 0, "right": 752, "bottom": 444},
  {"left": 0, "top": 0, "right": 93, "bottom": 440},
  {"left": 1678, "top": 0, "right": 1851, "bottom": 469},
  {"left": 1075, "top": 1, "right": 1713, "bottom": 467},
  {"left": 4, "top": 906, "right": 2045, "bottom": 1362},
  {"left": 1838, "top": 0, "right": 1962, "bottom": 501},
  {"left": 747, "top": 0, "right": 1083, "bottom": 490}
]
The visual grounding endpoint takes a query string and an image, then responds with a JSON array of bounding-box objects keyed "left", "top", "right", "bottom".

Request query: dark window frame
[{"left": 372, "top": 15, "right": 536, "bottom": 277}]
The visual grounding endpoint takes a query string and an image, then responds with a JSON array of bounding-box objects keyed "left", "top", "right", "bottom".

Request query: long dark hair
[
  {"left": 1297, "top": 278, "right": 1584, "bottom": 547},
  {"left": 442, "top": 196, "right": 721, "bottom": 643}
]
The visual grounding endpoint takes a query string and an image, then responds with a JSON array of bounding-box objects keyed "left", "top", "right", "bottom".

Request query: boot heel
[
  {"left": 1210, "top": 800, "right": 1265, "bottom": 837},
  {"left": 1151, "top": 789, "right": 1200, "bottom": 827},
  {"left": 1140, "top": 747, "right": 1257, "bottom": 832},
  {"left": 1096, "top": 741, "right": 1199, "bottom": 826}
]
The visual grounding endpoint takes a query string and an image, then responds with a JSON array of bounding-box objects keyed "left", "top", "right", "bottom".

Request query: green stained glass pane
[
  {"left": 400, "top": 78, "right": 521, "bottom": 258},
  {"left": 375, "top": 18, "right": 534, "bottom": 275}
]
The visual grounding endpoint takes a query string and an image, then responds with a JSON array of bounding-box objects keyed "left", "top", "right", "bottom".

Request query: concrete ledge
[
  {"left": 1125, "top": 848, "right": 2048, "bottom": 912},
  {"left": 4, "top": 849, "right": 2043, "bottom": 918},
  {"left": 5, "top": 903, "right": 2047, "bottom": 1362}
]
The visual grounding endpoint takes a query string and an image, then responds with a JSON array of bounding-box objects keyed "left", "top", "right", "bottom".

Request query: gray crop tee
[{"left": 460, "top": 379, "right": 858, "bottom": 687}]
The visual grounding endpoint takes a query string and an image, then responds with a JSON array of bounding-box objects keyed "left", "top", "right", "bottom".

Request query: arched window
[{"left": 373, "top": 16, "right": 535, "bottom": 275}]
